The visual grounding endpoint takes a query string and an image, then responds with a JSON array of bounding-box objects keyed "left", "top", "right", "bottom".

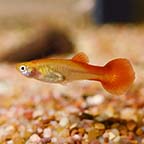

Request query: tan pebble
[
  {"left": 55, "top": 127, "right": 63, "bottom": 134},
  {"left": 23, "top": 130, "right": 32, "bottom": 140},
  {"left": 70, "top": 129, "right": 78, "bottom": 136},
  {"left": 104, "top": 137, "right": 109, "bottom": 143},
  {"left": 95, "top": 122, "right": 105, "bottom": 130},
  {"left": 13, "top": 137, "right": 24, "bottom": 144},
  {"left": 111, "top": 123, "right": 120, "bottom": 129},
  {"left": 12, "top": 133, "right": 25, "bottom": 144},
  {"left": 103, "top": 129, "right": 119, "bottom": 142},
  {"left": 82, "top": 140, "right": 89, "bottom": 144},
  {"left": 70, "top": 123, "right": 78, "bottom": 130},
  {"left": 128, "top": 131, "right": 135, "bottom": 140},
  {"left": 59, "top": 128, "right": 69, "bottom": 137},
  {"left": 59, "top": 117, "right": 69, "bottom": 127},
  {"left": 0, "top": 116, "right": 7, "bottom": 125},
  {"left": 78, "top": 128, "right": 85, "bottom": 136},
  {"left": 129, "top": 140, "right": 138, "bottom": 144},
  {"left": 88, "top": 128, "right": 101, "bottom": 141},
  {"left": 126, "top": 120, "right": 136, "bottom": 131},
  {"left": 42, "top": 115, "right": 55, "bottom": 124},
  {"left": 103, "top": 106, "right": 115, "bottom": 117},
  {"left": 69, "top": 115, "right": 80, "bottom": 124},
  {"left": 136, "top": 127, "right": 143, "bottom": 136},
  {"left": 119, "top": 125, "right": 128, "bottom": 135},
  {"left": 111, "top": 129, "right": 119, "bottom": 136},
  {"left": 75, "top": 141, "right": 82, "bottom": 144}
]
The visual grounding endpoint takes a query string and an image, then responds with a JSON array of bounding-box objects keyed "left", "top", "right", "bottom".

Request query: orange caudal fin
[{"left": 101, "top": 58, "right": 135, "bottom": 95}]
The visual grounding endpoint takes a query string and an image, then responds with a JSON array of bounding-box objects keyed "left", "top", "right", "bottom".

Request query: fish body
[{"left": 16, "top": 52, "right": 135, "bottom": 95}]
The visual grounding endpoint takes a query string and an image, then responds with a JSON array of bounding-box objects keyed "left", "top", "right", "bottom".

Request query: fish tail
[
  {"left": 99, "top": 58, "right": 135, "bottom": 95},
  {"left": 90, "top": 58, "right": 135, "bottom": 95}
]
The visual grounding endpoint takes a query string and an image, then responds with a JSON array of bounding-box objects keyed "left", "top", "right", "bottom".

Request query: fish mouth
[
  {"left": 22, "top": 71, "right": 31, "bottom": 77},
  {"left": 24, "top": 67, "right": 35, "bottom": 77}
]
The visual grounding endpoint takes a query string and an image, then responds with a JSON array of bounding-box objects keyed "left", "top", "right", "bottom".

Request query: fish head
[{"left": 16, "top": 62, "right": 38, "bottom": 78}]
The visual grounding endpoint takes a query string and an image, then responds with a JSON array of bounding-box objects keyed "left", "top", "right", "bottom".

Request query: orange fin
[
  {"left": 101, "top": 58, "right": 135, "bottom": 95},
  {"left": 72, "top": 52, "right": 89, "bottom": 63}
]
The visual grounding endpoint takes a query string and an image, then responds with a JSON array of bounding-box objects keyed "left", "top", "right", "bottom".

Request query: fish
[{"left": 16, "top": 52, "right": 135, "bottom": 95}]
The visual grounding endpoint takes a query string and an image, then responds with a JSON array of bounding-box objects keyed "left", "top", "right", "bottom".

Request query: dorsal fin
[{"left": 72, "top": 52, "right": 89, "bottom": 63}]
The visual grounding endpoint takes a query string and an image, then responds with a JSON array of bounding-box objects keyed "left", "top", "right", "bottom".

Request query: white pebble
[
  {"left": 113, "top": 136, "right": 121, "bottom": 143},
  {"left": 111, "top": 129, "right": 119, "bottom": 136},
  {"left": 72, "top": 134, "right": 81, "bottom": 141},
  {"left": 27, "top": 127, "right": 33, "bottom": 133},
  {"left": 108, "top": 132, "right": 116, "bottom": 140},
  {"left": 5, "top": 125, "right": 15, "bottom": 134},
  {"left": 59, "top": 117, "right": 69, "bottom": 127},
  {"left": 6, "top": 140, "right": 13, "bottom": 144},
  {"left": 86, "top": 94, "right": 104, "bottom": 106},
  {"left": 43, "top": 128, "right": 52, "bottom": 138},
  {"left": 120, "top": 108, "right": 137, "bottom": 121},
  {"left": 26, "top": 134, "right": 41, "bottom": 143},
  {"left": 141, "top": 138, "right": 144, "bottom": 143},
  {"left": 83, "top": 133, "right": 88, "bottom": 140},
  {"left": 37, "top": 128, "right": 43, "bottom": 134},
  {"left": 50, "top": 120, "right": 58, "bottom": 126},
  {"left": 51, "top": 137, "right": 58, "bottom": 143},
  {"left": 0, "top": 125, "right": 15, "bottom": 140},
  {"left": 33, "top": 109, "right": 44, "bottom": 118},
  {"left": 48, "top": 109, "right": 55, "bottom": 116},
  {"left": 65, "top": 106, "right": 79, "bottom": 113}
]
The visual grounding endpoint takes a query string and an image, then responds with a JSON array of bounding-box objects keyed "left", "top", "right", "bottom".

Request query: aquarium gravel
[{"left": 0, "top": 62, "right": 143, "bottom": 144}]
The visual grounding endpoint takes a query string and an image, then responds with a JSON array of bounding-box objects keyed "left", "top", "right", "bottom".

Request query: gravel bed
[{"left": 0, "top": 63, "right": 143, "bottom": 144}]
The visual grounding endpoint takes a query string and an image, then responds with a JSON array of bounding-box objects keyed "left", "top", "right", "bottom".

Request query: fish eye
[{"left": 19, "top": 65, "right": 26, "bottom": 72}]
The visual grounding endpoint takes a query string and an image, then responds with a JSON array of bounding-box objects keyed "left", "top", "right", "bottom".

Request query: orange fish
[{"left": 16, "top": 52, "right": 135, "bottom": 95}]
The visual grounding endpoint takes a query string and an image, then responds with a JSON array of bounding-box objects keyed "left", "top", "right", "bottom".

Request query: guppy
[{"left": 16, "top": 52, "right": 135, "bottom": 95}]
